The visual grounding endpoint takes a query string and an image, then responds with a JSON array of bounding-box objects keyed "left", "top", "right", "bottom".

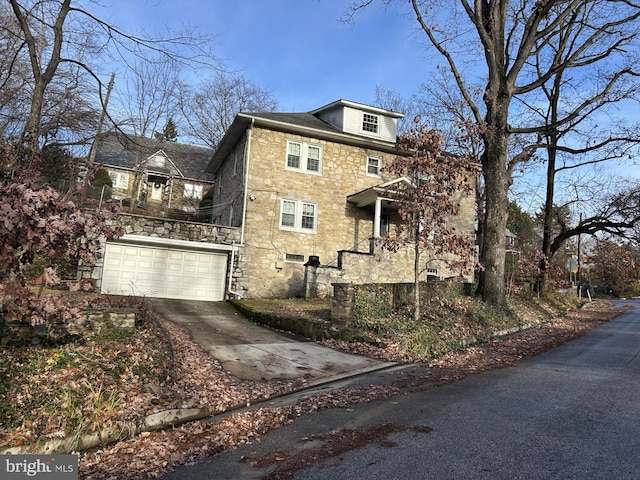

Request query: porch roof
[{"left": 346, "top": 177, "right": 411, "bottom": 207}]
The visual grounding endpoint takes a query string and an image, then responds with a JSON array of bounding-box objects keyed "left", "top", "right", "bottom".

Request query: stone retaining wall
[
  {"left": 116, "top": 213, "right": 240, "bottom": 244},
  {"left": 79, "top": 214, "right": 241, "bottom": 288},
  {"left": 331, "top": 281, "right": 471, "bottom": 325},
  {"left": 304, "top": 244, "right": 473, "bottom": 300},
  {"left": 3, "top": 308, "right": 137, "bottom": 344}
]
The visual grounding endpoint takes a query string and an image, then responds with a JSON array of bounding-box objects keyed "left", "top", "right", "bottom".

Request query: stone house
[
  {"left": 93, "top": 132, "right": 215, "bottom": 216},
  {"left": 206, "top": 99, "right": 476, "bottom": 299}
]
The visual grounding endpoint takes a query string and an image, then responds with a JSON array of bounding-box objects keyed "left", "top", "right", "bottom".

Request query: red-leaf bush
[{"left": 0, "top": 142, "right": 123, "bottom": 326}]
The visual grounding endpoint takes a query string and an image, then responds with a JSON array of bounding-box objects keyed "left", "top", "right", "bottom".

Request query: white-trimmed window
[
  {"left": 183, "top": 183, "right": 204, "bottom": 200},
  {"left": 286, "top": 140, "right": 322, "bottom": 173},
  {"left": 362, "top": 113, "right": 379, "bottom": 133},
  {"left": 280, "top": 199, "right": 317, "bottom": 233},
  {"left": 108, "top": 171, "right": 129, "bottom": 189},
  {"left": 367, "top": 156, "right": 381, "bottom": 176}
]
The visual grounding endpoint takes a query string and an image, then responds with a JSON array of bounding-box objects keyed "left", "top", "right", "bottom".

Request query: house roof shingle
[{"left": 94, "top": 132, "right": 215, "bottom": 182}]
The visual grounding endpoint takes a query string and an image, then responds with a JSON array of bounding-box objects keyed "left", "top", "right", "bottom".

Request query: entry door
[{"left": 150, "top": 182, "right": 163, "bottom": 200}]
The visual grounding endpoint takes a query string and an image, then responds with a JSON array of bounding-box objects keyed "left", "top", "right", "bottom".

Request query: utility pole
[
  {"left": 82, "top": 72, "right": 115, "bottom": 204},
  {"left": 577, "top": 212, "right": 582, "bottom": 298}
]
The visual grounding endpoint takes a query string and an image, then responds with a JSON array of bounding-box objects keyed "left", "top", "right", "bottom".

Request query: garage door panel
[{"left": 101, "top": 242, "right": 228, "bottom": 301}]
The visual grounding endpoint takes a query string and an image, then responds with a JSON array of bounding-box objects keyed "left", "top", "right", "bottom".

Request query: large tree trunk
[
  {"left": 476, "top": 138, "right": 510, "bottom": 306},
  {"left": 10, "top": 0, "right": 70, "bottom": 146},
  {"left": 539, "top": 142, "right": 557, "bottom": 291},
  {"left": 476, "top": 73, "right": 511, "bottom": 306}
]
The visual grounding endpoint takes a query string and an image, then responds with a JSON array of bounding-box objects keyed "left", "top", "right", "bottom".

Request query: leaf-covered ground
[{"left": 0, "top": 294, "right": 629, "bottom": 479}]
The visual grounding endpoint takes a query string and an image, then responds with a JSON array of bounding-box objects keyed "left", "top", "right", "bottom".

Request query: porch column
[{"left": 373, "top": 196, "right": 382, "bottom": 238}]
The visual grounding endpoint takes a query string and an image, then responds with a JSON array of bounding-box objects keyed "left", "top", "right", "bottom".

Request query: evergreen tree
[{"left": 154, "top": 118, "right": 178, "bottom": 142}]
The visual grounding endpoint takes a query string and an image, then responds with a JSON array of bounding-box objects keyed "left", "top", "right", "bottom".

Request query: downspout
[
  {"left": 227, "top": 119, "right": 253, "bottom": 299},
  {"left": 227, "top": 242, "right": 243, "bottom": 299},
  {"left": 240, "top": 119, "right": 254, "bottom": 245}
]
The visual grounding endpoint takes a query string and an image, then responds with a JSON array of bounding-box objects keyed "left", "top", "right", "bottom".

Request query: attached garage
[{"left": 100, "top": 236, "right": 232, "bottom": 301}]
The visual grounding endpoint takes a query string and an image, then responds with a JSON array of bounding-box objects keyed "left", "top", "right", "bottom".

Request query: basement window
[{"left": 285, "top": 253, "right": 305, "bottom": 263}]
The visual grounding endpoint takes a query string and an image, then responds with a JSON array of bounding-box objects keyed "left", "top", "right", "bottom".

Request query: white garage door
[{"left": 101, "top": 242, "right": 228, "bottom": 301}]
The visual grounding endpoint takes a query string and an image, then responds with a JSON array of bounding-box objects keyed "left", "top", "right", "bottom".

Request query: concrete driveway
[{"left": 151, "top": 299, "right": 393, "bottom": 384}]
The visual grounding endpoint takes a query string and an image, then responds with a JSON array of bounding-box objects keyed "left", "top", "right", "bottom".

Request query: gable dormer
[
  {"left": 311, "top": 99, "right": 402, "bottom": 143},
  {"left": 144, "top": 150, "right": 184, "bottom": 177}
]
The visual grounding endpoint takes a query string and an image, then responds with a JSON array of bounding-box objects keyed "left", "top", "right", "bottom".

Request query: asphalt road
[{"left": 161, "top": 299, "right": 640, "bottom": 480}]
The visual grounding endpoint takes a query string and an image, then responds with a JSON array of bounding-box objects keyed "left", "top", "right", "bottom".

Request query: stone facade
[
  {"left": 209, "top": 136, "right": 247, "bottom": 227},
  {"left": 79, "top": 213, "right": 241, "bottom": 290},
  {"left": 208, "top": 101, "right": 476, "bottom": 299},
  {"left": 232, "top": 127, "right": 398, "bottom": 298}
]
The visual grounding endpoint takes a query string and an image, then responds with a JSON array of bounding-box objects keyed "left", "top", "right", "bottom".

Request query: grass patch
[
  {"left": 238, "top": 287, "right": 582, "bottom": 362},
  {"left": 353, "top": 289, "right": 580, "bottom": 360}
]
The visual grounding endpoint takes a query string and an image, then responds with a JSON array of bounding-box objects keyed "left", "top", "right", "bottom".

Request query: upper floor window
[
  {"left": 108, "top": 171, "right": 129, "bottom": 189},
  {"left": 183, "top": 183, "right": 204, "bottom": 200},
  {"left": 362, "top": 113, "right": 379, "bottom": 133},
  {"left": 286, "top": 140, "right": 322, "bottom": 174},
  {"left": 280, "top": 199, "right": 317, "bottom": 233},
  {"left": 367, "top": 156, "right": 381, "bottom": 176}
]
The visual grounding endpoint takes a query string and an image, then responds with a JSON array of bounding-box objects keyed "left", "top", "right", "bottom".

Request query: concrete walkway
[{"left": 151, "top": 299, "right": 394, "bottom": 385}]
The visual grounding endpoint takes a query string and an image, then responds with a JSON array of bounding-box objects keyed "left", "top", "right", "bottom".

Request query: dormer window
[
  {"left": 362, "top": 113, "right": 379, "bottom": 134},
  {"left": 149, "top": 153, "right": 167, "bottom": 167}
]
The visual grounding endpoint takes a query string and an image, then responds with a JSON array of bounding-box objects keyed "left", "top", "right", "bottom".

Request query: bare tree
[
  {"left": 6, "top": 0, "right": 215, "bottom": 151},
  {"left": 347, "top": 0, "right": 640, "bottom": 306},
  {"left": 0, "top": 2, "right": 99, "bottom": 151},
  {"left": 112, "top": 55, "right": 184, "bottom": 139},
  {"left": 180, "top": 70, "right": 278, "bottom": 149},
  {"left": 548, "top": 185, "right": 640, "bottom": 257},
  {"left": 374, "top": 86, "right": 421, "bottom": 135}
]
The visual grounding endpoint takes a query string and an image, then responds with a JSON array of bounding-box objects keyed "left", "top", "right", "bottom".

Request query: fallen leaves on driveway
[{"left": 78, "top": 300, "right": 629, "bottom": 479}]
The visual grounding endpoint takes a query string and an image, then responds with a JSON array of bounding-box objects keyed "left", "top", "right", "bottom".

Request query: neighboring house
[
  {"left": 89, "top": 133, "right": 231, "bottom": 302},
  {"left": 505, "top": 228, "right": 520, "bottom": 253},
  {"left": 93, "top": 132, "right": 215, "bottom": 215},
  {"left": 206, "top": 99, "right": 476, "bottom": 299}
]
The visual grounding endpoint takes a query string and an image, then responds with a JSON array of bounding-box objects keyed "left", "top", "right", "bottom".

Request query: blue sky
[
  {"left": 93, "top": 0, "right": 639, "bottom": 196},
  {"left": 94, "top": 0, "right": 431, "bottom": 112}
]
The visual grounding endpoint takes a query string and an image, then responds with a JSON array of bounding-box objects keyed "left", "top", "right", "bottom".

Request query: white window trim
[
  {"left": 366, "top": 156, "right": 381, "bottom": 177},
  {"left": 279, "top": 199, "right": 318, "bottom": 233},
  {"left": 183, "top": 183, "right": 204, "bottom": 200},
  {"left": 109, "top": 171, "right": 129, "bottom": 189},
  {"left": 362, "top": 113, "right": 380, "bottom": 135},
  {"left": 285, "top": 140, "right": 323, "bottom": 175}
]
